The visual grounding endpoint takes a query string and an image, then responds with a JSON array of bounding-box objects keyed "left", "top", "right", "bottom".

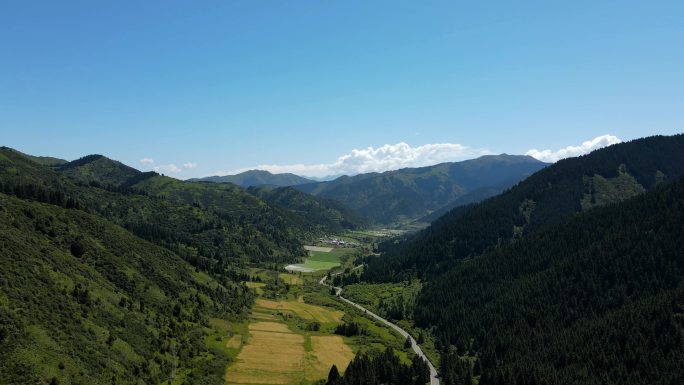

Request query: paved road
[{"left": 319, "top": 273, "right": 440, "bottom": 385}]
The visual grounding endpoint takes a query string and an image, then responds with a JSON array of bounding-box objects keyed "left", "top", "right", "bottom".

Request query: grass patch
[
  {"left": 279, "top": 273, "right": 303, "bottom": 285},
  {"left": 304, "top": 245, "right": 334, "bottom": 252},
  {"left": 286, "top": 247, "right": 357, "bottom": 272},
  {"left": 244, "top": 281, "right": 266, "bottom": 295}
]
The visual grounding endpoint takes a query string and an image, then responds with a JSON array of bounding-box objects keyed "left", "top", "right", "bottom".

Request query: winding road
[{"left": 319, "top": 273, "right": 440, "bottom": 385}]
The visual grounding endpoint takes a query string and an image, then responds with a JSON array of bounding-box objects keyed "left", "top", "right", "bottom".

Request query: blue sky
[{"left": 1, "top": 0, "right": 682, "bottom": 177}]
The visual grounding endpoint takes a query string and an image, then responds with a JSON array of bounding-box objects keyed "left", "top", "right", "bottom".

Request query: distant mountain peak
[
  {"left": 57, "top": 154, "right": 141, "bottom": 187},
  {"left": 189, "top": 169, "right": 314, "bottom": 187}
]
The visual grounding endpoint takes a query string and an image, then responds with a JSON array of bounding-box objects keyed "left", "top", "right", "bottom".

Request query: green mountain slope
[
  {"left": 364, "top": 134, "right": 684, "bottom": 281},
  {"left": 416, "top": 175, "right": 684, "bottom": 385},
  {"left": 247, "top": 185, "right": 368, "bottom": 233},
  {"left": 296, "top": 155, "right": 547, "bottom": 225},
  {"left": 190, "top": 169, "right": 313, "bottom": 187},
  {"left": 0, "top": 148, "right": 305, "bottom": 267},
  {"left": 0, "top": 193, "right": 252, "bottom": 385},
  {"left": 415, "top": 180, "right": 521, "bottom": 224},
  {"left": 58, "top": 155, "right": 141, "bottom": 188}
]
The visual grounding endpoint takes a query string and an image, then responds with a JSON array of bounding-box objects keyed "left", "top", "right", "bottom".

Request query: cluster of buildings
[{"left": 318, "top": 236, "right": 359, "bottom": 248}]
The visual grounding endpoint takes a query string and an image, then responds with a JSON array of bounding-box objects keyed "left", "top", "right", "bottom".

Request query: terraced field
[
  {"left": 225, "top": 298, "right": 353, "bottom": 385},
  {"left": 255, "top": 298, "right": 344, "bottom": 323},
  {"left": 226, "top": 321, "right": 305, "bottom": 385}
]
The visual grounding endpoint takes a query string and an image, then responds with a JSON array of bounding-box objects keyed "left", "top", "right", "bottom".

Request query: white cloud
[
  {"left": 140, "top": 158, "right": 154, "bottom": 165},
  {"left": 525, "top": 134, "right": 622, "bottom": 163},
  {"left": 219, "top": 142, "right": 492, "bottom": 178},
  {"left": 183, "top": 162, "right": 198, "bottom": 169},
  {"left": 154, "top": 164, "right": 182, "bottom": 174}
]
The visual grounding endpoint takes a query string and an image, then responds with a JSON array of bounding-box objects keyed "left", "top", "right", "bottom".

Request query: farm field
[
  {"left": 225, "top": 321, "right": 305, "bottom": 385},
  {"left": 227, "top": 236, "right": 415, "bottom": 385},
  {"left": 285, "top": 246, "right": 355, "bottom": 272},
  {"left": 303, "top": 245, "right": 334, "bottom": 252},
  {"left": 255, "top": 298, "right": 344, "bottom": 323},
  {"left": 308, "top": 336, "right": 355, "bottom": 379},
  {"left": 225, "top": 296, "right": 353, "bottom": 385}
]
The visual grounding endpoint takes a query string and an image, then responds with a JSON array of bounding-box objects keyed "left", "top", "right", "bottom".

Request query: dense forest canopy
[{"left": 416, "top": 175, "right": 684, "bottom": 385}]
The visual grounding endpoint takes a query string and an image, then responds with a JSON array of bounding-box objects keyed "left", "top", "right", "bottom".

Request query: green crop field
[{"left": 286, "top": 247, "right": 356, "bottom": 272}]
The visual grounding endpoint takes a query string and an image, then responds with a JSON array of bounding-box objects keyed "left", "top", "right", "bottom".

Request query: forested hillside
[
  {"left": 296, "top": 155, "right": 546, "bottom": 225},
  {"left": 0, "top": 148, "right": 306, "bottom": 268},
  {"left": 364, "top": 134, "right": 684, "bottom": 281},
  {"left": 417, "top": 176, "right": 684, "bottom": 385},
  {"left": 247, "top": 185, "right": 368, "bottom": 233},
  {"left": 0, "top": 193, "right": 253, "bottom": 385},
  {"left": 58, "top": 154, "right": 140, "bottom": 187},
  {"left": 415, "top": 182, "right": 515, "bottom": 224}
]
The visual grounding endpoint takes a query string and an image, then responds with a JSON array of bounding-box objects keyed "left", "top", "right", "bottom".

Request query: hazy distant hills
[
  {"left": 295, "top": 154, "right": 548, "bottom": 225},
  {"left": 190, "top": 169, "right": 314, "bottom": 187}
]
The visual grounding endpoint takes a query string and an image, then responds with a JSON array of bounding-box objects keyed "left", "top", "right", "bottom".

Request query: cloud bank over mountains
[
  {"left": 525, "top": 134, "right": 622, "bottom": 162},
  {"left": 139, "top": 158, "right": 197, "bottom": 174},
  {"left": 222, "top": 142, "right": 494, "bottom": 178}
]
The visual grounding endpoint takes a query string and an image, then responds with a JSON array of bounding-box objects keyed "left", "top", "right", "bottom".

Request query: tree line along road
[{"left": 319, "top": 273, "right": 440, "bottom": 385}]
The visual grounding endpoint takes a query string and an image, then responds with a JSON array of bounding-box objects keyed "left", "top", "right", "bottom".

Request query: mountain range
[
  {"left": 189, "top": 169, "right": 314, "bottom": 187},
  {"left": 295, "top": 154, "right": 548, "bottom": 225},
  {"left": 190, "top": 154, "right": 548, "bottom": 227}
]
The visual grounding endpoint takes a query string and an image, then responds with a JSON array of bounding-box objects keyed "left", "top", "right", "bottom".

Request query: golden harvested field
[
  {"left": 226, "top": 297, "right": 355, "bottom": 384},
  {"left": 255, "top": 298, "right": 344, "bottom": 323},
  {"left": 249, "top": 321, "right": 292, "bottom": 333},
  {"left": 225, "top": 327, "right": 305, "bottom": 385},
  {"left": 308, "top": 336, "right": 355, "bottom": 379}
]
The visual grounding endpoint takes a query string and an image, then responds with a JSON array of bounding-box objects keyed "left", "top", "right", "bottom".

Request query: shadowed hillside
[
  {"left": 248, "top": 185, "right": 369, "bottom": 233},
  {"left": 418, "top": 174, "right": 684, "bottom": 385}
]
